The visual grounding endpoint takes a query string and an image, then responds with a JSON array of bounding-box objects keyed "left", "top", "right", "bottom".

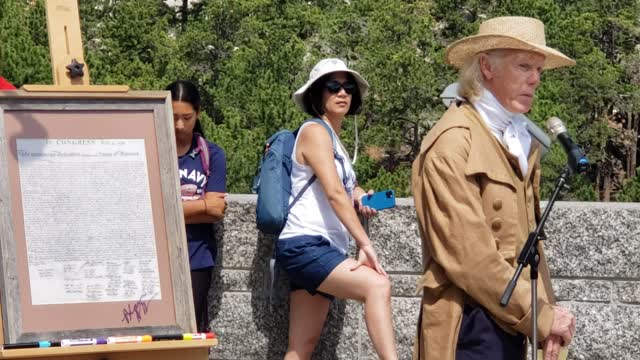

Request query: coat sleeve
[{"left": 419, "top": 128, "right": 554, "bottom": 339}]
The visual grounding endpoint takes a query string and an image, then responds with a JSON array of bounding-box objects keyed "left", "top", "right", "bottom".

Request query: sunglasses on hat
[{"left": 325, "top": 80, "right": 356, "bottom": 94}]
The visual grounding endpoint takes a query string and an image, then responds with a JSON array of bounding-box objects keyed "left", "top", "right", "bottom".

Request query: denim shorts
[{"left": 275, "top": 235, "right": 348, "bottom": 299}]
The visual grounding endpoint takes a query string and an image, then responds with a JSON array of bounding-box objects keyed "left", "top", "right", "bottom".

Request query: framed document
[{"left": 0, "top": 90, "right": 194, "bottom": 343}]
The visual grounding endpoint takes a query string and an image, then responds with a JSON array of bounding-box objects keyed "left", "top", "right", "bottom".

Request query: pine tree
[
  {"left": 0, "top": 0, "right": 51, "bottom": 86},
  {"left": 81, "top": 0, "right": 186, "bottom": 90}
]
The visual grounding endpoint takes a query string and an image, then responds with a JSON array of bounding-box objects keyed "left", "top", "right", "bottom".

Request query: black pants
[
  {"left": 191, "top": 268, "right": 213, "bottom": 333},
  {"left": 456, "top": 305, "right": 526, "bottom": 360}
]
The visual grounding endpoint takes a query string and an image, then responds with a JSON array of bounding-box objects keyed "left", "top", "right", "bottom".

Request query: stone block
[
  {"left": 210, "top": 292, "right": 367, "bottom": 360},
  {"left": 313, "top": 300, "right": 362, "bottom": 360},
  {"left": 614, "top": 281, "right": 640, "bottom": 304},
  {"left": 557, "top": 303, "right": 640, "bottom": 360},
  {"left": 212, "top": 269, "right": 253, "bottom": 292},
  {"left": 361, "top": 297, "right": 421, "bottom": 360},
  {"left": 543, "top": 202, "right": 640, "bottom": 278},
  {"left": 218, "top": 199, "right": 272, "bottom": 269},
  {"left": 367, "top": 202, "right": 422, "bottom": 273},
  {"left": 389, "top": 274, "right": 421, "bottom": 297},
  {"left": 552, "top": 279, "right": 611, "bottom": 303},
  {"left": 209, "top": 292, "right": 288, "bottom": 360}
]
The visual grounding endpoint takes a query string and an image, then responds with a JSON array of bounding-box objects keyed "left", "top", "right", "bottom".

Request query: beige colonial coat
[{"left": 411, "top": 102, "right": 556, "bottom": 360}]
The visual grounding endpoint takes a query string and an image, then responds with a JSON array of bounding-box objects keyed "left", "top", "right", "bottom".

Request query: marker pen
[
  {"left": 106, "top": 335, "right": 152, "bottom": 344},
  {"left": 151, "top": 334, "right": 185, "bottom": 341},
  {"left": 184, "top": 333, "right": 215, "bottom": 340},
  {"left": 60, "top": 338, "right": 107, "bottom": 347},
  {"left": 4, "top": 340, "right": 60, "bottom": 349}
]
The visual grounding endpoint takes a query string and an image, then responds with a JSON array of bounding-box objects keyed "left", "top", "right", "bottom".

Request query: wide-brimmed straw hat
[
  {"left": 293, "top": 58, "right": 369, "bottom": 114},
  {"left": 446, "top": 16, "right": 575, "bottom": 70}
]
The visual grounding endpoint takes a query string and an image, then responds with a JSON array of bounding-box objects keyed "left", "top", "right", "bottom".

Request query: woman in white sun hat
[
  {"left": 412, "top": 16, "right": 576, "bottom": 360},
  {"left": 276, "top": 58, "right": 398, "bottom": 360}
]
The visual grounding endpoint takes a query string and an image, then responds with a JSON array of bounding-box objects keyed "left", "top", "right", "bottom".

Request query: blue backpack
[{"left": 252, "top": 118, "right": 338, "bottom": 235}]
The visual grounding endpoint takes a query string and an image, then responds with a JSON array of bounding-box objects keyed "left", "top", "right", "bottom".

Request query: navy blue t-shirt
[{"left": 178, "top": 134, "right": 226, "bottom": 270}]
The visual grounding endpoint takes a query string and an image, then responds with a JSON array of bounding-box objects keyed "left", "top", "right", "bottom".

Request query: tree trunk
[
  {"left": 181, "top": 0, "right": 188, "bottom": 31},
  {"left": 413, "top": 121, "right": 419, "bottom": 159},
  {"left": 595, "top": 164, "right": 602, "bottom": 199},
  {"left": 603, "top": 164, "right": 611, "bottom": 202},
  {"left": 632, "top": 113, "right": 639, "bottom": 176}
]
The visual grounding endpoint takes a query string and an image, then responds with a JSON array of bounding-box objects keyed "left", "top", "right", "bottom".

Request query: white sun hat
[
  {"left": 292, "top": 58, "right": 369, "bottom": 114},
  {"left": 446, "top": 16, "right": 575, "bottom": 70}
]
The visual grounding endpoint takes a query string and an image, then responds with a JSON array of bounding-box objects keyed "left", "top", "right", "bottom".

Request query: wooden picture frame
[{"left": 0, "top": 90, "right": 194, "bottom": 344}]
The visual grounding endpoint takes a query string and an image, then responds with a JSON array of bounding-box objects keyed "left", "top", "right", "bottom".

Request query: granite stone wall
[{"left": 207, "top": 195, "right": 640, "bottom": 360}]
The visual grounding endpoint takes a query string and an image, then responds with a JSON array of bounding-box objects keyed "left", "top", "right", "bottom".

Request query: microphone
[{"left": 546, "top": 117, "right": 589, "bottom": 173}]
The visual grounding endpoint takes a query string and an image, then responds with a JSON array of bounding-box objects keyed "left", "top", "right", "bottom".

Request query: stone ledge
[{"left": 208, "top": 198, "right": 640, "bottom": 360}]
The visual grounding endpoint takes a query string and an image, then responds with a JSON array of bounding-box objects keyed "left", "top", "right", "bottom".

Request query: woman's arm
[
  {"left": 183, "top": 191, "right": 226, "bottom": 224},
  {"left": 183, "top": 143, "right": 227, "bottom": 224}
]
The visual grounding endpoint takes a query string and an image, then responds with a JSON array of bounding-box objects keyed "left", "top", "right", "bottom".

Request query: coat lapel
[{"left": 461, "top": 106, "right": 518, "bottom": 190}]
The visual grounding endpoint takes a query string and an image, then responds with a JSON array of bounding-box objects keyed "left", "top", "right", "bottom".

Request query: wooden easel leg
[{"left": 45, "top": 0, "right": 90, "bottom": 86}]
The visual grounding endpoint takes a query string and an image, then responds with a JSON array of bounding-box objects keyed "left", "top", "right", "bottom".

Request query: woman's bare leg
[
  {"left": 317, "top": 259, "right": 398, "bottom": 360},
  {"left": 284, "top": 289, "right": 331, "bottom": 360}
]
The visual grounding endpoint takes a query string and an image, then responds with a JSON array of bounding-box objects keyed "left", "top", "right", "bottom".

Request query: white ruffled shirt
[{"left": 472, "top": 89, "right": 531, "bottom": 175}]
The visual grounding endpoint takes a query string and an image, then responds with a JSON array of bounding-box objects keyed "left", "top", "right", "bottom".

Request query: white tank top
[{"left": 278, "top": 121, "right": 357, "bottom": 254}]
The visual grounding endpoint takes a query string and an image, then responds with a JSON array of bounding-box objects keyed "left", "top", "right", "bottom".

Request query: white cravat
[{"left": 472, "top": 89, "right": 531, "bottom": 175}]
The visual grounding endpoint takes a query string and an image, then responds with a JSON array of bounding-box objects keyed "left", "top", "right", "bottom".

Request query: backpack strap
[
  {"left": 288, "top": 118, "right": 339, "bottom": 210},
  {"left": 196, "top": 134, "right": 210, "bottom": 176},
  {"left": 195, "top": 134, "right": 210, "bottom": 192},
  {"left": 305, "top": 119, "right": 346, "bottom": 185}
]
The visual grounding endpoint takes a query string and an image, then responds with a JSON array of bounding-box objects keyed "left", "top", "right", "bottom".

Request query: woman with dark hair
[
  {"left": 277, "top": 59, "right": 398, "bottom": 359},
  {"left": 166, "top": 80, "right": 227, "bottom": 332},
  {"left": 302, "top": 73, "right": 362, "bottom": 118}
]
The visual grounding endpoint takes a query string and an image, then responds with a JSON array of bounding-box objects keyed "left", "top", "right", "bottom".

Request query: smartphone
[{"left": 361, "top": 190, "right": 396, "bottom": 211}]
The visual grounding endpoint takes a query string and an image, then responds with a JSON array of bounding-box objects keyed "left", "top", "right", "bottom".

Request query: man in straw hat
[{"left": 411, "top": 16, "right": 576, "bottom": 360}]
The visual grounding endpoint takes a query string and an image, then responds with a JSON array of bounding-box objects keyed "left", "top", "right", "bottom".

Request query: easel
[
  {"left": 0, "top": 1, "right": 215, "bottom": 358},
  {"left": 23, "top": 0, "right": 128, "bottom": 92}
]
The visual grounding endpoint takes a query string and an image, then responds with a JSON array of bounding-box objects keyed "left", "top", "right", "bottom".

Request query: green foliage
[
  {"left": 1, "top": 0, "right": 639, "bottom": 200},
  {"left": 360, "top": 164, "right": 413, "bottom": 197},
  {"left": 181, "top": 0, "right": 318, "bottom": 192},
  {"left": 616, "top": 170, "right": 640, "bottom": 202},
  {"left": 0, "top": 0, "right": 51, "bottom": 86},
  {"left": 82, "top": 0, "right": 186, "bottom": 89}
]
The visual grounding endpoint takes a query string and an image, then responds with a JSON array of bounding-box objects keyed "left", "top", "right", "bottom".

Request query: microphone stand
[{"left": 500, "top": 166, "right": 571, "bottom": 360}]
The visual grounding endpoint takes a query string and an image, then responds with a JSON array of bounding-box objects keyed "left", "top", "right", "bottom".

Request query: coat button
[
  {"left": 491, "top": 219, "right": 502, "bottom": 232},
  {"left": 493, "top": 199, "right": 503, "bottom": 211}
]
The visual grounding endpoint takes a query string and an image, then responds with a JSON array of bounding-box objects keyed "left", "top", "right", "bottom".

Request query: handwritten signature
[{"left": 121, "top": 294, "right": 153, "bottom": 324}]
